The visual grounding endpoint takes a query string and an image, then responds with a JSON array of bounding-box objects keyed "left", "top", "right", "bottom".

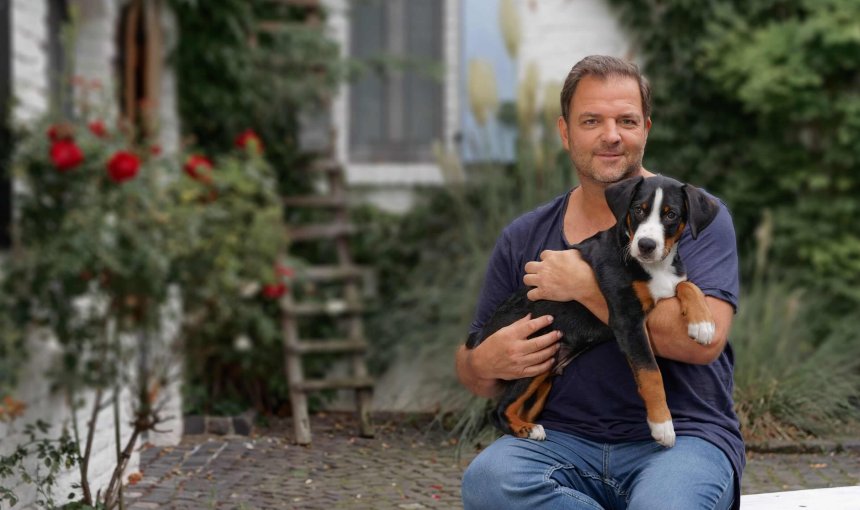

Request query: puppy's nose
[{"left": 638, "top": 238, "right": 657, "bottom": 255}]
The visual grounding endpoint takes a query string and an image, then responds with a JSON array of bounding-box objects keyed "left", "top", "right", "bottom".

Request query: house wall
[
  {"left": 516, "top": 0, "right": 632, "bottom": 118},
  {"left": 3, "top": 1, "right": 182, "bottom": 507}
]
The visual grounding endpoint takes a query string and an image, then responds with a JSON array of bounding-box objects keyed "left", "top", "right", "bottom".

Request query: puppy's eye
[
  {"left": 665, "top": 211, "right": 678, "bottom": 220},
  {"left": 633, "top": 206, "right": 644, "bottom": 217}
]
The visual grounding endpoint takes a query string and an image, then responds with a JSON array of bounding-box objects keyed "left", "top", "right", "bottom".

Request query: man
[{"left": 456, "top": 55, "right": 744, "bottom": 510}]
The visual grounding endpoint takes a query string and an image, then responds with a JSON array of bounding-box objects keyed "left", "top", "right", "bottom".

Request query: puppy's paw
[
  {"left": 648, "top": 420, "right": 676, "bottom": 448},
  {"left": 527, "top": 424, "right": 546, "bottom": 441},
  {"left": 688, "top": 321, "right": 716, "bottom": 345}
]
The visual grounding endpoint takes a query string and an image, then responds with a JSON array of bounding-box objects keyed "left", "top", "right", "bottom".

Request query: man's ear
[
  {"left": 557, "top": 116, "right": 570, "bottom": 151},
  {"left": 604, "top": 176, "right": 644, "bottom": 224},
  {"left": 683, "top": 184, "right": 719, "bottom": 239}
]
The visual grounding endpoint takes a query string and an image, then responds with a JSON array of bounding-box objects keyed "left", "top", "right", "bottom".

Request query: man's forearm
[
  {"left": 646, "top": 296, "right": 733, "bottom": 364},
  {"left": 455, "top": 345, "right": 502, "bottom": 398}
]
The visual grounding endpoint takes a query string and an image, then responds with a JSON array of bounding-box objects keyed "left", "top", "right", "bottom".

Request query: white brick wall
[
  {"left": 11, "top": 0, "right": 49, "bottom": 123},
  {"left": 3, "top": 1, "right": 183, "bottom": 507},
  {"left": 517, "top": 0, "right": 633, "bottom": 115}
]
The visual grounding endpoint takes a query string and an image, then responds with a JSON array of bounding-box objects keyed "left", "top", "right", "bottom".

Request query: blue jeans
[{"left": 462, "top": 430, "right": 735, "bottom": 510}]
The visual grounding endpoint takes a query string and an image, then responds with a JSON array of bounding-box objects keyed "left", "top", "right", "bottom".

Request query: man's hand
[
  {"left": 456, "top": 314, "right": 561, "bottom": 398},
  {"left": 523, "top": 249, "right": 594, "bottom": 302},
  {"left": 523, "top": 250, "right": 610, "bottom": 324}
]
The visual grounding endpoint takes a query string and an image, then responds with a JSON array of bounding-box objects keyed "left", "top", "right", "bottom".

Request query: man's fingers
[
  {"left": 515, "top": 313, "right": 553, "bottom": 336},
  {"left": 526, "top": 287, "right": 543, "bottom": 301},
  {"left": 521, "top": 357, "right": 556, "bottom": 378},
  {"left": 524, "top": 260, "right": 540, "bottom": 274},
  {"left": 521, "top": 341, "right": 559, "bottom": 367},
  {"left": 528, "top": 329, "right": 562, "bottom": 352}
]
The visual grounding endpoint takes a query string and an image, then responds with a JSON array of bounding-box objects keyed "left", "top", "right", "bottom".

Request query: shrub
[{"left": 732, "top": 281, "right": 860, "bottom": 441}]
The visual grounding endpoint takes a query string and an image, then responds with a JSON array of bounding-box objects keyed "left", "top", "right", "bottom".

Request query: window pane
[
  {"left": 404, "top": 0, "right": 442, "bottom": 158},
  {"left": 349, "top": 0, "right": 443, "bottom": 163},
  {"left": 349, "top": 0, "right": 386, "bottom": 161}
]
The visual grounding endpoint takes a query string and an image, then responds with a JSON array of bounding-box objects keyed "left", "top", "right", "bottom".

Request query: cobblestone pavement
[{"left": 124, "top": 413, "right": 860, "bottom": 509}]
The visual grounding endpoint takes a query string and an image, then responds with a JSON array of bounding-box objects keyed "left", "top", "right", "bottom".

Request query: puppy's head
[{"left": 605, "top": 176, "right": 719, "bottom": 264}]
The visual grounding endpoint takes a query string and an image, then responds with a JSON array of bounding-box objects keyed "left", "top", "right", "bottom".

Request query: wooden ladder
[{"left": 281, "top": 158, "right": 374, "bottom": 445}]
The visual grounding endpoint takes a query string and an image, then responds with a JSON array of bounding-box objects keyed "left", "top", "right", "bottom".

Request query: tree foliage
[{"left": 609, "top": 0, "right": 860, "bottom": 304}]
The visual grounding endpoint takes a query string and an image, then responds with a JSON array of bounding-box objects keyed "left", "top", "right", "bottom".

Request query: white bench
[{"left": 741, "top": 486, "right": 860, "bottom": 509}]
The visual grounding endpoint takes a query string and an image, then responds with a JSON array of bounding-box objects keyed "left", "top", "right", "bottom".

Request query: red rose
[
  {"left": 50, "top": 140, "right": 84, "bottom": 172},
  {"left": 183, "top": 154, "right": 214, "bottom": 182},
  {"left": 106, "top": 151, "right": 140, "bottom": 183},
  {"left": 261, "top": 283, "right": 287, "bottom": 300},
  {"left": 88, "top": 120, "right": 108, "bottom": 138},
  {"left": 234, "top": 129, "right": 264, "bottom": 154}
]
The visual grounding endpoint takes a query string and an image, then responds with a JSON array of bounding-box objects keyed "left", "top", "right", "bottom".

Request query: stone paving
[{"left": 123, "top": 412, "right": 860, "bottom": 509}]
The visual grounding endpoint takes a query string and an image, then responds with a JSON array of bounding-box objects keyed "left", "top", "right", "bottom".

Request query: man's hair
[{"left": 560, "top": 55, "right": 651, "bottom": 122}]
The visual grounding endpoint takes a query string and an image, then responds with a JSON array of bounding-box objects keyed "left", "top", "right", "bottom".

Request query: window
[
  {"left": 0, "top": 0, "right": 12, "bottom": 249},
  {"left": 349, "top": 0, "right": 444, "bottom": 163}
]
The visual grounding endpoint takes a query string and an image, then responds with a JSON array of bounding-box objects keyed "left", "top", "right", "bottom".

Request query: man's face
[{"left": 558, "top": 75, "right": 651, "bottom": 185}]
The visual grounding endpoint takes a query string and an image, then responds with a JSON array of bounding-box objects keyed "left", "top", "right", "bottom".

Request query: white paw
[
  {"left": 648, "top": 420, "right": 676, "bottom": 448},
  {"left": 688, "top": 321, "right": 716, "bottom": 345},
  {"left": 528, "top": 424, "right": 546, "bottom": 441}
]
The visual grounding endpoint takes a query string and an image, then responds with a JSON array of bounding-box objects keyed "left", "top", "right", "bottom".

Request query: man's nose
[{"left": 601, "top": 121, "right": 621, "bottom": 144}]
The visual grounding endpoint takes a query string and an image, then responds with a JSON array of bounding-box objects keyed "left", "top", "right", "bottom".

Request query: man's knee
[{"left": 461, "top": 451, "right": 508, "bottom": 508}]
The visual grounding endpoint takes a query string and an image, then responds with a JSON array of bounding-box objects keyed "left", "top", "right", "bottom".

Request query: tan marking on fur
[
  {"left": 632, "top": 280, "right": 655, "bottom": 313},
  {"left": 504, "top": 372, "right": 551, "bottom": 437},
  {"left": 626, "top": 213, "right": 634, "bottom": 240},
  {"left": 663, "top": 220, "right": 686, "bottom": 257},
  {"left": 676, "top": 280, "right": 713, "bottom": 324},
  {"left": 523, "top": 378, "right": 554, "bottom": 423},
  {"left": 634, "top": 368, "right": 672, "bottom": 424}
]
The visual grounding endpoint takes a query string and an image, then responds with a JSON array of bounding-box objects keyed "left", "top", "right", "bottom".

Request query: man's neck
[{"left": 563, "top": 167, "right": 652, "bottom": 244}]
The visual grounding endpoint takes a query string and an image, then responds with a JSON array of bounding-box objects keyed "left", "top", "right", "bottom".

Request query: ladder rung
[
  {"left": 296, "top": 377, "right": 374, "bottom": 392},
  {"left": 284, "top": 300, "right": 363, "bottom": 316},
  {"left": 302, "top": 265, "right": 369, "bottom": 282},
  {"left": 288, "top": 339, "right": 367, "bottom": 354},
  {"left": 309, "top": 158, "right": 343, "bottom": 174},
  {"left": 283, "top": 195, "right": 348, "bottom": 209},
  {"left": 289, "top": 223, "right": 356, "bottom": 242}
]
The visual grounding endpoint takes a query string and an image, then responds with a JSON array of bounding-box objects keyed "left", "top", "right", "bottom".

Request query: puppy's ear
[
  {"left": 604, "top": 176, "right": 645, "bottom": 224},
  {"left": 683, "top": 184, "right": 719, "bottom": 239}
]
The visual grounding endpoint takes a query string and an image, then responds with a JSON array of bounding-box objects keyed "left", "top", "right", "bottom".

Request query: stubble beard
[{"left": 571, "top": 147, "right": 644, "bottom": 185}]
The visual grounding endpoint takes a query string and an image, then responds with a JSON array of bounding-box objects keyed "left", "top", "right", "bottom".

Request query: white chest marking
[{"left": 643, "top": 245, "right": 686, "bottom": 301}]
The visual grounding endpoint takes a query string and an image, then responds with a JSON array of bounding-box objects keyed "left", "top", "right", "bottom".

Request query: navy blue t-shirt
[{"left": 470, "top": 187, "right": 745, "bottom": 508}]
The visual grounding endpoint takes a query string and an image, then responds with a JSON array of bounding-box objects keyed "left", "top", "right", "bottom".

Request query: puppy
[{"left": 466, "top": 175, "right": 719, "bottom": 447}]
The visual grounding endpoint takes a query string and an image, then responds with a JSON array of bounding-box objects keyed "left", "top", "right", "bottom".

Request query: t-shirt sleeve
[
  {"left": 470, "top": 228, "right": 521, "bottom": 334},
  {"left": 679, "top": 199, "right": 740, "bottom": 313}
]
